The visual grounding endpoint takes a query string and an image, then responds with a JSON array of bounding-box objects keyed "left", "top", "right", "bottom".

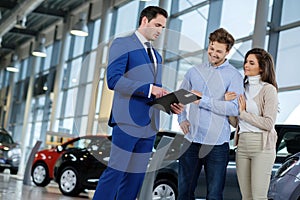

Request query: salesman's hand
[
  {"left": 170, "top": 103, "right": 184, "bottom": 114},
  {"left": 191, "top": 90, "right": 202, "bottom": 104},
  {"left": 152, "top": 86, "right": 168, "bottom": 98},
  {"left": 180, "top": 120, "right": 190, "bottom": 135}
]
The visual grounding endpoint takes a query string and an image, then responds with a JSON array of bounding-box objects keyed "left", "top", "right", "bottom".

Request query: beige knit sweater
[{"left": 230, "top": 83, "right": 279, "bottom": 150}]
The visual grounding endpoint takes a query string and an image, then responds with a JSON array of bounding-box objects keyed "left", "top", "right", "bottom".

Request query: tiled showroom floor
[{"left": 0, "top": 170, "right": 91, "bottom": 200}]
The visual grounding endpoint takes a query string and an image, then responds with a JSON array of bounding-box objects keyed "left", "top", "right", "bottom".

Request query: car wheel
[
  {"left": 58, "top": 166, "right": 82, "bottom": 196},
  {"left": 31, "top": 162, "right": 50, "bottom": 187},
  {"left": 290, "top": 184, "right": 300, "bottom": 200},
  {"left": 10, "top": 168, "right": 18, "bottom": 175},
  {"left": 153, "top": 178, "right": 177, "bottom": 200}
]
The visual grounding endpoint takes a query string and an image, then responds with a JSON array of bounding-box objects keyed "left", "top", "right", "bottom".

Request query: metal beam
[
  {"left": 0, "top": 0, "right": 45, "bottom": 37},
  {"left": 0, "top": 0, "right": 65, "bottom": 18},
  {"left": 9, "top": 28, "right": 38, "bottom": 36},
  {"left": 279, "top": 85, "right": 300, "bottom": 92},
  {"left": 170, "top": 0, "right": 209, "bottom": 18},
  {"left": 33, "top": 7, "right": 65, "bottom": 18},
  {"left": 0, "top": 0, "right": 15, "bottom": 9}
]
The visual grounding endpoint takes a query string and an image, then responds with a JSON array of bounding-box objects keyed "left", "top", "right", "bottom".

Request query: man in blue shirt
[{"left": 178, "top": 28, "right": 244, "bottom": 200}]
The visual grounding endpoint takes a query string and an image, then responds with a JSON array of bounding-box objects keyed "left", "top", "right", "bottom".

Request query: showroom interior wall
[{"left": 0, "top": 0, "right": 300, "bottom": 177}]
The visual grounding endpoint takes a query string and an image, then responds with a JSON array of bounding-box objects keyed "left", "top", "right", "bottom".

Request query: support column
[
  {"left": 252, "top": 0, "right": 269, "bottom": 48},
  {"left": 268, "top": 0, "right": 283, "bottom": 66},
  {"left": 204, "top": 0, "right": 223, "bottom": 49},
  {"left": 86, "top": 0, "right": 112, "bottom": 135},
  {"left": 3, "top": 72, "right": 15, "bottom": 128},
  {"left": 49, "top": 19, "right": 71, "bottom": 132},
  {"left": 17, "top": 57, "right": 37, "bottom": 178}
]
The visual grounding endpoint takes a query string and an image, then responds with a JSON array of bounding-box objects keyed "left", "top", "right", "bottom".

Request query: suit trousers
[
  {"left": 236, "top": 132, "right": 276, "bottom": 200},
  {"left": 92, "top": 125, "right": 156, "bottom": 200}
]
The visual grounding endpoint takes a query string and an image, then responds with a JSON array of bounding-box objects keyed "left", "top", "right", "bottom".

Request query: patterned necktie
[{"left": 145, "top": 42, "right": 154, "bottom": 64}]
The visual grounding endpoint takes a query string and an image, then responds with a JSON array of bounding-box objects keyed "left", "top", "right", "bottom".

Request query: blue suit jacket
[{"left": 107, "top": 33, "right": 162, "bottom": 131}]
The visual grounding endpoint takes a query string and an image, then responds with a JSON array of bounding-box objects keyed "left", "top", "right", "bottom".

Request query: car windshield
[
  {"left": 64, "top": 138, "right": 93, "bottom": 150},
  {"left": 0, "top": 133, "right": 13, "bottom": 144}
]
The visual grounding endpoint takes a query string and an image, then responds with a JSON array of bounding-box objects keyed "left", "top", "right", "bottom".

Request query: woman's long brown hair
[{"left": 244, "top": 48, "right": 278, "bottom": 91}]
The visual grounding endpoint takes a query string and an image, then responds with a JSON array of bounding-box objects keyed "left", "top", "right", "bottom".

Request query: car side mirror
[{"left": 56, "top": 145, "right": 63, "bottom": 152}]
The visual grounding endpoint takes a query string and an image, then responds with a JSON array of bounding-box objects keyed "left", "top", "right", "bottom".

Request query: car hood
[{"left": 36, "top": 148, "right": 57, "bottom": 154}]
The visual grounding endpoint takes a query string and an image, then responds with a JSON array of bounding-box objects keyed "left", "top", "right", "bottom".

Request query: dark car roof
[
  {"left": 0, "top": 127, "right": 14, "bottom": 144},
  {"left": 275, "top": 124, "right": 300, "bottom": 130},
  {"left": 0, "top": 127, "right": 9, "bottom": 133},
  {"left": 60, "top": 134, "right": 110, "bottom": 147}
]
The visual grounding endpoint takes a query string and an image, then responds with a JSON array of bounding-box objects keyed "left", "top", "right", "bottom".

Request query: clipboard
[{"left": 147, "top": 89, "right": 201, "bottom": 114}]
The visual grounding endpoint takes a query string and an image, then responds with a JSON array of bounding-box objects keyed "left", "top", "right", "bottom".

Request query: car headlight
[
  {"left": 275, "top": 157, "right": 299, "bottom": 178},
  {"left": 7, "top": 148, "right": 21, "bottom": 158}
]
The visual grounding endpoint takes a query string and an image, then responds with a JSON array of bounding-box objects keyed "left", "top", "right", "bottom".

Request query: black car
[
  {"left": 0, "top": 127, "right": 21, "bottom": 175},
  {"left": 53, "top": 132, "right": 179, "bottom": 197},
  {"left": 153, "top": 124, "right": 300, "bottom": 200},
  {"left": 53, "top": 125, "right": 300, "bottom": 199},
  {"left": 53, "top": 135, "right": 112, "bottom": 196},
  {"left": 268, "top": 154, "right": 300, "bottom": 200}
]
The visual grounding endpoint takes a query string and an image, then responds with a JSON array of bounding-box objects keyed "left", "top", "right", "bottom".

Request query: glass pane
[
  {"left": 162, "top": 61, "right": 178, "bottom": 91},
  {"left": 175, "top": 0, "right": 207, "bottom": 13},
  {"left": 220, "top": 0, "right": 257, "bottom": 39},
  {"left": 56, "top": 91, "right": 63, "bottom": 119},
  {"left": 145, "top": 0, "right": 159, "bottom": 6},
  {"left": 281, "top": 0, "right": 300, "bottom": 25},
  {"left": 62, "top": 118, "right": 74, "bottom": 134},
  {"left": 73, "top": 36, "right": 85, "bottom": 57},
  {"left": 87, "top": 51, "right": 97, "bottom": 82},
  {"left": 65, "top": 88, "right": 78, "bottom": 117},
  {"left": 92, "top": 19, "right": 101, "bottom": 49},
  {"left": 115, "top": 1, "right": 139, "bottom": 35},
  {"left": 229, "top": 40, "right": 252, "bottom": 69},
  {"left": 34, "top": 57, "right": 42, "bottom": 74},
  {"left": 21, "top": 59, "right": 28, "bottom": 80},
  {"left": 82, "top": 83, "right": 92, "bottom": 115},
  {"left": 95, "top": 79, "right": 103, "bottom": 113},
  {"left": 277, "top": 90, "right": 300, "bottom": 124},
  {"left": 44, "top": 45, "right": 53, "bottom": 70},
  {"left": 0, "top": 71, "right": 3, "bottom": 88},
  {"left": 79, "top": 116, "right": 88, "bottom": 136},
  {"left": 177, "top": 59, "right": 194, "bottom": 88},
  {"left": 36, "top": 96, "right": 46, "bottom": 121},
  {"left": 276, "top": 27, "right": 300, "bottom": 88},
  {"left": 32, "top": 122, "right": 42, "bottom": 146},
  {"left": 176, "top": 6, "right": 208, "bottom": 52},
  {"left": 69, "top": 57, "right": 82, "bottom": 87}
]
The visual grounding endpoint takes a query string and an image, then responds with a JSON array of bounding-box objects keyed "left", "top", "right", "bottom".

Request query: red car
[{"left": 31, "top": 135, "right": 99, "bottom": 187}]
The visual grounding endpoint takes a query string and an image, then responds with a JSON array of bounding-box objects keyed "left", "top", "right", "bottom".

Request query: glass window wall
[{"left": 281, "top": 0, "right": 300, "bottom": 25}]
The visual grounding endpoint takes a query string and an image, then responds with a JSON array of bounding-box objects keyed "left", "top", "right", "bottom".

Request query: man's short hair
[
  {"left": 138, "top": 6, "right": 168, "bottom": 26},
  {"left": 209, "top": 28, "right": 235, "bottom": 51}
]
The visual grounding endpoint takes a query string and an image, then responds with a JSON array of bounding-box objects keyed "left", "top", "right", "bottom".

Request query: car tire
[
  {"left": 0, "top": 167, "right": 4, "bottom": 173},
  {"left": 58, "top": 166, "right": 82, "bottom": 196},
  {"left": 10, "top": 168, "right": 18, "bottom": 175},
  {"left": 290, "top": 184, "right": 300, "bottom": 200},
  {"left": 31, "top": 162, "right": 50, "bottom": 187},
  {"left": 153, "top": 178, "right": 178, "bottom": 200}
]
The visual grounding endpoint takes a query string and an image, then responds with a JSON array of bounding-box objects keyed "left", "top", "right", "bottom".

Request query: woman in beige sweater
[{"left": 226, "top": 48, "right": 278, "bottom": 200}]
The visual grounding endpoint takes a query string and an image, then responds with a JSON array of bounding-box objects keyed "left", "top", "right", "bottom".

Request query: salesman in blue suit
[{"left": 92, "top": 6, "right": 183, "bottom": 200}]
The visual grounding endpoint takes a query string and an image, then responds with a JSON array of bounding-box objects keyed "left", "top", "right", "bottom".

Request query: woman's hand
[
  {"left": 225, "top": 92, "right": 237, "bottom": 101},
  {"left": 238, "top": 95, "right": 246, "bottom": 112}
]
